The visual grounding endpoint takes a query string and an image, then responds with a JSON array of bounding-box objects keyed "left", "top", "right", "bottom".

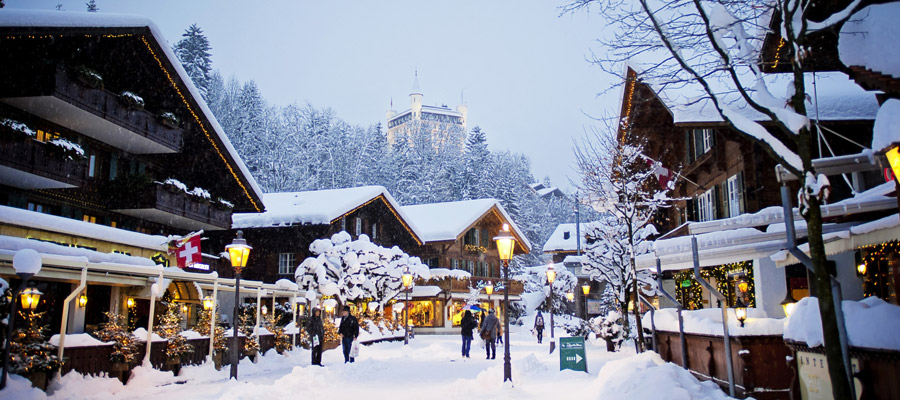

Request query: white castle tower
[{"left": 386, "top": 71, "right": 468, "bottom": 148}]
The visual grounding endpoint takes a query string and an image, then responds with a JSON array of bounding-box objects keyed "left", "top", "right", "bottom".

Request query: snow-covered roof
[
  {"left": 562, "top": 255, "right": 584, "bottom": 264},
  {"left": 872, "top": 98, "right": 900, "bottom": 152},
  {"left": 0, "top": 205, "right": 169, "bottom": 251},
  {"left": 0, "top": 10, "right": 265, "bottom": 211},
  {"left": 543, "top": 223, "right": 592, "bottom": 253},
  {"left": 401, "top": 199, "right": 532, "bottom": 252},
  {"left": 536, "top": 187, "right": 563, "bottom": 197},
  {"left": 232, "top": 186, "right": 421, "bottom": 241},
  {"left": 785, "top": 296, "right": 900, "bottom": 351},
  {"left": 0, "top": 234, "right": 158, "bottom": 266},
  {"left": 839, "top": 2, "right": 900, "bottom": 79},
  {"left": 648, "top": 71, "right": 879, "bottom": 124},
  {"left": 410, "top": 285, "right": 443, "bottom": 298}
]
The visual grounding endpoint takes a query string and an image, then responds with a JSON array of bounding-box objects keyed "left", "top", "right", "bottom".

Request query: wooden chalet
[
  {"left": 210, "top": 186, "right": 422, "bottom": 284},
  {"left": 0, "top": 10, "right": 275, "bottom": 361},
  {"left": 399, "top": 199, "right": 531, "bottom": 333}
]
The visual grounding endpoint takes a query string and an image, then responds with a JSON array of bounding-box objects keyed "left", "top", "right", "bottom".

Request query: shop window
[
  {"left": 278, "top": 253, "right": 296, "bottom": 275},
  {"left": 407, "top": 300, "right": 444, "bottom": 327},
  {"left": 355, "top": 217, "right": 363, "bottom": 236}
]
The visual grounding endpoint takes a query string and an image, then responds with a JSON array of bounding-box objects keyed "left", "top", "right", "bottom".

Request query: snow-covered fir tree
[{"left": 173, "top": 24, "right": 213, "bottom": 101}]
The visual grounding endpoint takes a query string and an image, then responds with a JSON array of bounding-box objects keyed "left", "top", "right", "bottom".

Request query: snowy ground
[{"left": 5, "top": 323, "right": 734, "bottom": 400}]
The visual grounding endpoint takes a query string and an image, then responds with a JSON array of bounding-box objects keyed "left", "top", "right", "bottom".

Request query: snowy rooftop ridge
[
  {"left": 543, "top": 222, "right": 594, "bottom": 253},
  {"left": 0, "top": 205, "right": 169, "bottom": 251},
  {"left": 401, "top": 198, "right": 532, "bottom": 251},
  {"left": 0, "top": 10, "right": 265, "bottom": 210},
  {"left": 839, "top": 2, "right": 900, "bottom": 80},
  {"left": 232, "top": 186, "right": 422, "bottom": 240}
]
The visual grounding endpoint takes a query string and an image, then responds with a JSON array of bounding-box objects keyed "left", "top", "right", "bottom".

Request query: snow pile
[
  {"left": 0, "top": 117, "right": 36, "bottom": 137},
  {"left": 118, "top": 91, "right": 145, "bottom": 107},
  {"left": 646, "top": 307, "right": 784, "bottom": 337},
  {"left": 427, "top": 268, "right": 472, "bottom": 280},
  {"left": 594, "top": 352, "right": 733, "bottom": 400},
  {"left": 274, "top": 278, "right": 299, "bottom": 292},
  {"left": 839, "top": 2, "right": 900, "bottom": 79},
  {"left": 784, "top": 296, "right": 900, "bottom": 351},
  {"left": 132, "top": 328, "right": 166, "bottom": 342},
  {"left": 49, "top": 333, "right": 108, "bottom": 347},
  {"left": 48, "top": 137, "right": 86, "bottom": 159},
  {"left": 356, "top": 319, "right": 405, "bottom": 343},
  {"left": 872, "top": 99, "right": 900, "bottom": 151}
]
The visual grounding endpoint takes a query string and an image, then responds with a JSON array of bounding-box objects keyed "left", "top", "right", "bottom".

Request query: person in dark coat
[
  {"left": 338, "top": 305, "right": 360, "bottom": 363},
  {"left": 306, "top": 308, "right": 325, "bottom": 366},
  {"left": 459, "top": 310, "right": 477, "bottom": 358},
  {"left": 534, "top": 311, "right": 545, "bottom": 344},
  {"left": 479, "top": 309, "right": 500, "bottom": 359}
]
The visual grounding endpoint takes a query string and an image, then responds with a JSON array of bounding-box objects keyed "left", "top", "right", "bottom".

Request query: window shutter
[{"left": 736, "top": 171, "right": 745, "bottom": 214}]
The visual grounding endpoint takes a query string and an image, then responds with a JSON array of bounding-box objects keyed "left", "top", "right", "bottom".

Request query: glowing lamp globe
[
  {"left": 262, "top": 305, "right": 268, "bottom": 315},
  {"left": 485, "top": 284, "right": 494, "bottom": 296},
  {"left": 857, "top": 262, "right": 867, "bottom": 276},
  {"left": 546, "top": 267, "right": 556, "bottom": 284},
  {"left": 402, "top": 271, "right": 414, "bottom": 288},
  {"left": 13, "top": 248, "right": 42, "bottom": 276},
  {"left": 226, "top": 231, "right": 252, "bottom": 272},
  {"left": 582, "top": 284, "right": 590, "bottom": 295},
  {"left": 781, "top": 291, "right": 798, "bottom": 317},
  {"left": 493, "top": 224, "right": 516, "bottom": 261},
  {"left": 203, "top": 296, "right": 214, "bottom": 311},
  {"left": 887, "top": 146, "right": 900, "bottom": 181},
  {"left": 181, "top": 304, "right": 189, "bottom": 314},
  {"left": 20, "top": 287, "right": 42, "bottom": 310},
  {"left": 566, "top": 291, "right": 575, "bottom": 301},
  {"left": 126, "top": 298, "right": 135, "bottom": 308},
  {"left": 78, "top": 293, "right": 88, "bottom": 307}
]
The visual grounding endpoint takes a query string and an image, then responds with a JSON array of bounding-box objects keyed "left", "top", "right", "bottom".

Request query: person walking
[
  {"left": 459, "top": 310, "right": 477, "bottom": 358},
  {"left": 307, "top": 308, "right": 325, "bottom": 366},
  {"left": 338, "top": 305, "right": 360, "bottom": 363},
  {"left": 534, "top": 311, "right": 545, "bottom": 344},
  {"left": 497, "top": 321, "right": 503, "bottom": 344},
  {"left": 480, "top": 309, "right": 499, "bottom": 359}
]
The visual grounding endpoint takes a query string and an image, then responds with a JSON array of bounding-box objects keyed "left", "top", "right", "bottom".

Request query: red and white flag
[
  {"left": 646, "top": 159, "right": 676, "bottom": 189},
  {"left": 175, "top": 234, "right": 202, "bottom": 269}
]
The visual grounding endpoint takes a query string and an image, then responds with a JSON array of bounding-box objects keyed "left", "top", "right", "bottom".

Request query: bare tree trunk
[{"left": 627, "top": 223, "right": 646, "bottom": 353}]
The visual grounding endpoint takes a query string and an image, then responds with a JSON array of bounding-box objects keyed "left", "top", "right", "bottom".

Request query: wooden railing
[
  {"left": 424, "top": 276, "right": 524, "bottom": 296},
  {"left": 0, "top": 138, "right": 87, "bottom": 187},
  {"left": 108, "top": 183, "right": 232, "bottom": 229},
  {"left": 53, "top": 67, "right": 183, "bottom": 152}
]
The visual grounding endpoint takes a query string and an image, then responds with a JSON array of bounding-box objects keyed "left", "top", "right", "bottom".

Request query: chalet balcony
[
  {"left": 1, "top": 68, "right": 182, "bottom": 154},
  {"left": 108, "top": 182, "right": 231, "bottom": 231},
  {"left": 0, "top": 137, "right": 87, "bottom": 189},
  {"left": 424, "top": 275, "right": 524, "bottom": 296}
]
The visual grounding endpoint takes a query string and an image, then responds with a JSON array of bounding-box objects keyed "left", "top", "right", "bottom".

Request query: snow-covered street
[{"left": 8, "top": 324, "right": 733, "bottom": 400}]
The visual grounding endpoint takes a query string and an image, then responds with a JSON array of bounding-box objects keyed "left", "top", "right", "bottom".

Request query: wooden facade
[{"left": 207, "top": 193, "right": 422, "bottom": 283}]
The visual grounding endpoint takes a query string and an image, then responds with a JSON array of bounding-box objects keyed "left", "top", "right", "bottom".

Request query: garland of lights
[
  {"left": 673, "top": 261, "right": 755, "bottom": 310},
  {"left": 859, "top": 240, "right": 899, "bottom": 298}
]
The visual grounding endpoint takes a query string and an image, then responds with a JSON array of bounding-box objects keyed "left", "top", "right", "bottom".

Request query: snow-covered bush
[
  {"left": 0, "top": 118, "right": 36, "bottom": 140},
  {"left": 118, "top": 91, "right": 145, "bottom": 109},
  {"left": 591, "top": 311, "right": 625, "bottom": 351},
  {"left": 295, "top": 232, "right": 430, "bottom": 306},
  {"left": 48, "top": 137, "right": 86, "bottom": 160},
  {"left": 520, "top": 264, "right": 577, "bottom": 316}
]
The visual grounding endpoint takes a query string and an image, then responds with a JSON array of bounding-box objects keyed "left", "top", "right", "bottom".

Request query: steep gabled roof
[
  {"left": 543, "top": 223, "right": 593, "bottom": 253},
  {"left": 0, "top": 10, "right": 265, "bottom": 212},
  {"left": 232, "top": 186, "right": 422, "bottom": 244},
  {"left": 401, "top": 199, "right": 532, "bottom": 252}
]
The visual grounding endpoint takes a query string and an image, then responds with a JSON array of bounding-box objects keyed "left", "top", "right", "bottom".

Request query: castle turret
[{"left": 410, "top": 71, "right": 423, "bottom": 116}]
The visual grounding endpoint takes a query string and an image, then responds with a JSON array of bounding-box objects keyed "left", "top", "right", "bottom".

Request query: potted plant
[
  {"left": 196, "top": 307, "right": 228, "bottom": 370},
  {"left": 47, "top": 137, "right": 87, "bottom": 161},
  {"left": 266, "top": 314, "right": 292, "bottom": 355},
  {"left": 214, "top": 198, "right": 235, "bottom": 211},
  {"left": 94, "top": 312, "right": 139, "bottom": 383},
  {"left": 0, "top": 118, "right": 37, "bottom": 142},
  {"left": 118, "top": 91, "right": 145, "bottom": 110},
  {"left": 73, "top": 66, "right": 104, "bottom": 89},
  {"left": 158, "top": 111, "right": 180, "bottom": 129},
  {"left": 8, "top": 311, "right": 62, "bottom": 390},
  {"left": 238, "top": 308, "right": 259, "bottom": 360}
]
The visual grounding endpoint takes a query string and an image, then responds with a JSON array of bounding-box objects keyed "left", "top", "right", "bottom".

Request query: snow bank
[
  {"left": 594, "top": 352, "right": 733, "bottom": 400},
  {"left": 784, "top": 296, "right": 900, "bottom": 351},
  {"left": 872, "top": 99, "right": 900, "bottom": 151},
  {"left": 645, "top": 307, "right": 784, "bottom": 337},
  {"left": 49, "top": 333, "right": 108, "bottom": 347}
]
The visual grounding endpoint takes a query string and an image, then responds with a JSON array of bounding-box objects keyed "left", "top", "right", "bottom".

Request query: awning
[
  {"left": 773, "top": 214, "right": 899, "bottom": 267},
  {"left": 410, "top": 285, "right": 443, "bottom": 298}
]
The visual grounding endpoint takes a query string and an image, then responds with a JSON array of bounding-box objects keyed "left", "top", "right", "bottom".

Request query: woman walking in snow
[
  {"left": 534, "top": 311, "right": 545, "bottom": 344},
  {"left": 479, "top": 309, "right": 499, "bottom": 359},
  {"left": 460, "top": 310, "right": 477, "bottom": 358},
  {"left": 307, "top": 308, "right": 325, "bottom": 366}
]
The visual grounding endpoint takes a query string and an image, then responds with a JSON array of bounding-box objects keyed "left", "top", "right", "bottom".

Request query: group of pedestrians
[
  {"left": 305, "top": 305, "right": 360, "bottom": 366},
  {"left": 459, "top": 308, "right": 505, "bottom": 359}
]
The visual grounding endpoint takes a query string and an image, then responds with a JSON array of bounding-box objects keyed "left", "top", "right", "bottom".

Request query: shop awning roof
[
  {"left": 410, "top": 285, "right": 443, "bottom": 298},
  {"left": 772, "top": 214, "right": 900, "bottom": 267}
]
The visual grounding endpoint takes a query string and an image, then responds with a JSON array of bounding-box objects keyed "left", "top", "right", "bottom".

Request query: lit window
[
  {"left": 278, "top": 253, "right": 296, "bottom": 275},
  {"left": 372, "top": 223, "right": 377, "bottom": 240},
  {"left": 726, "top": 172, "right": 745, "bottom": 217},
  {"left": 355, "top": 217, "right": 362, "bottom": 236},
  {"left": 83, "top": 214, "right": 97, "bottom": 223},
  {"left": 88, "top": 155, "right": 96, "bottom": 177},
  {"left": 36, "top": 129, "right": 59, "bottom": 143}
]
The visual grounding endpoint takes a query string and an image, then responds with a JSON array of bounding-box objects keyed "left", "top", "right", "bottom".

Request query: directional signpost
[{"left": 559, "top": 336, "right": 588, "bottom": 373}]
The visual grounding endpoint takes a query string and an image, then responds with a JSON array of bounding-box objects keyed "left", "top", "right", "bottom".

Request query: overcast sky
[{"left": 6, "top": 0, "right": 620, "bottom": 191}]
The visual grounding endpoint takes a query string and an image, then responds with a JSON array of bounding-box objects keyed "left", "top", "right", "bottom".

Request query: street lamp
[
  {"left": 261, "top": 305, "right": 268, "bottom": 316},
  {"left": 402, "top": 268, "right": 413, "bottom": 345},
  {"left": 886, "top": 145, "right": 900, "bottom": 182},
  {"left": 78, "top": 292, "right": 88, "bottom": 308},
  {"left": 493, "top": 223, "right": 516, "bottom": 383},
  {"left": 1, "top": 248, "right": 43, "bottom": 390},
  {"left": 566, "top": 291, "right": 575, "bottom": 301},
  {"left": 485, "top": 284, "right": 494, "bottom": 310},
  {"left": 781, "top": 289, "right": 798, "bottom": 318},
  {"left": 735, "top": 300, "right": 748, "bottom": 328},
  {"left": 203, "top": 296, "right": 214, "bottom": 311},
  {"left": 226, "top": 230, "right": 251, "bottom": 380},
  {"left": 546, "top": 265, "right": 557, "bottom": 354},
  {"left": 127, "top": 297, "right": 135, "bottom": 308},
  {"left": 582, "top": 284, "right": 591, "bottom": 320}
]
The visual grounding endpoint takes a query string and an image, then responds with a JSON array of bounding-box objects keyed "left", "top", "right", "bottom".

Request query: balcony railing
[
  {"left": 51, "top": 68, "right": 183, "bottom": 153},
  {"left": 109, "top": 182, "right": 231, "bottom": 230},
  {"left": 0, "top": 138, "right": 87, "bottom": 188}
]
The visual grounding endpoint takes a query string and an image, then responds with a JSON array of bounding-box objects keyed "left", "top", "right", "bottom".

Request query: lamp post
[
  {"left": 226, "top": 231, "right": 251, "bottom": 380},
  {"left": 485, "top": 284, "right": 494, "bottom": 310},
  {"left": 402, "top": 268, "right": 413, "bottom": 345},
  {"left": 1, "top": 249, "right": 43, "bottom": 390},
  {"left": 493, "top": 224, "right": 516, "bottom": 383},
  {"left": 735, "top": 300, "right": 748, "bottom": 328},
  {"left": 546, "top": 266, "right": 557, "bottom": 354},
  {"left": 582, "top": 284, "right": 591, "bottom": 320},
  {"left": 781, "top": 289, "right": 798, "bottom": 318}
]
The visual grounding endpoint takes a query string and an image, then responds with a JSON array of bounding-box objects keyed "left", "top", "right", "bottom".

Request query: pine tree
[
  {"left": 598, "top": 283, "right": 618, "bottom": 317},
  {"left": 265, "top": 314, "right": 292, "bottom": 353},
  {"left": 95, "top": 312, "right": 139, "bottom": 365},
  {"left": 173, "top": 24, "right": 213, "bottom": 101},
  {"left": 238, "top": 307, "right": 260, "bottom": 354},
  {"left": 8, "top": 310, "right": 61, "bottom": 375},
  {"left": 462, "top": 126, "right": 490, "bottom": 199},
  {"left": 85, "top": 0, "right": 98, "bottom": 12},
  {"left": 155, "top": 304, "right": 193, "bottom": 360}
]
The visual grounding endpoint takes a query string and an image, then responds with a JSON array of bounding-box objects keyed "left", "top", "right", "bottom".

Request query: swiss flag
[
  {"left": 646, "top": 159, "right": 676, "bottom": 189},
  {"left": 176, "top": 235, "right": 202, "bottom": 269}
]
